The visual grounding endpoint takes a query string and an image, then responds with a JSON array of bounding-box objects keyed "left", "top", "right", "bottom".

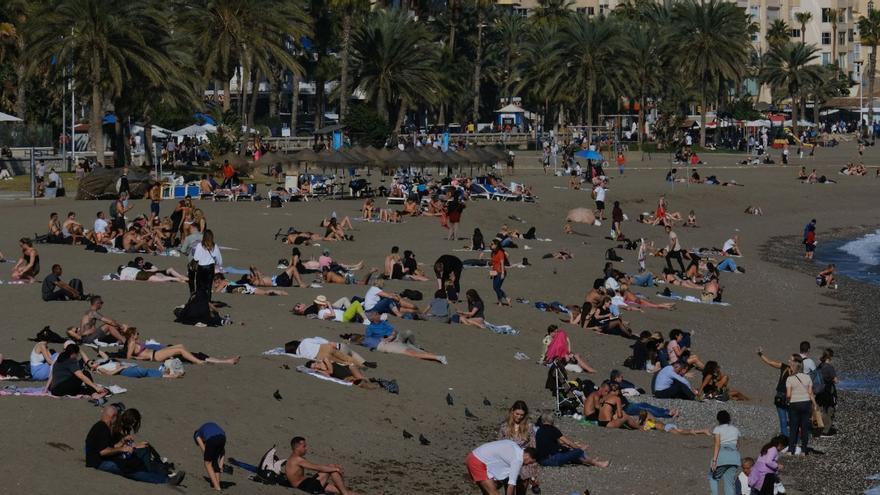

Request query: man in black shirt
[
  {"left": 535, "top": 414, "right": 609, "bottom": 468},
  {"left": 85, "top": 405, "right": 185, "bottom": 485},
  {"left": 42, "top": 264, "right": 85, "bottom": 301}
]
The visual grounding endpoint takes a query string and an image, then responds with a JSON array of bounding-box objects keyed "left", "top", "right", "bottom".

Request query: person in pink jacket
[{"left": 748, "top": 435, "right": 788, "bottom": 494}]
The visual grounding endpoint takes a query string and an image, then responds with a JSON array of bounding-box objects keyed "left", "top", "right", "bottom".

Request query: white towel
[
  {"left": 296, "top": 366, "right": 353, "bottom": 386},
  {"left": 263, "top": 347, "right": 308, "bottom": 359}
]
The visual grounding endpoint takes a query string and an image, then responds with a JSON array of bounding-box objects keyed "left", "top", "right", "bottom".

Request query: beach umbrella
[
  {"left": 565, "top": 207, "right": 598, "bottom": 225},
  {"left": 574, "top": 149, "right": 602, "bottom": 161},
  {"left": 0, "top": 112, "right": 23, "bottom": 122}
]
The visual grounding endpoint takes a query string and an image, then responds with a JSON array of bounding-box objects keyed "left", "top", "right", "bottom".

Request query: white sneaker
[{"left": 437, "top": 355, "right": 448, "bottom": 365}]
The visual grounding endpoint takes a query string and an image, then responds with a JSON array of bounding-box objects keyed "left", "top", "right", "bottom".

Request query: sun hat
[{"left": 314, "top": 295, "right": 329, "bottom": 306}]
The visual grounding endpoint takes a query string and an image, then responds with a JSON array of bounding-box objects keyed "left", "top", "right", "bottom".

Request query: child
[
  {"left": 194, "top": 422, "right": 228, "bottom": 491},
  {"left": 685, "top": 210, "right": 698, "bottom": 227}
]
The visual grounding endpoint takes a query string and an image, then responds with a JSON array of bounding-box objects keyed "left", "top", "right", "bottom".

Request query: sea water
[{"left": 815, "top": 231, "right": 880, "bottom": 494}]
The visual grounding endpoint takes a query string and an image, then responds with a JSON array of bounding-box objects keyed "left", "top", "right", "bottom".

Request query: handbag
[
  {"left": 489, "top": 270, "right": 498, "bottom": 277},
  {"left": 811, "top": 407, "right": 825, "bottom": 429},
  {"left": 773, "top": 390, "right": 788, "bottom": 408}
]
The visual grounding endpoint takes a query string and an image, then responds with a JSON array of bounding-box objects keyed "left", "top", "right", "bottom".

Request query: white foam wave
[{"left": 839, "top": 229, "right": 880, "bottom": 266}]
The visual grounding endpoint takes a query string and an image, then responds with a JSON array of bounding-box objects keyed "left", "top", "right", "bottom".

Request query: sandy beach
[{"left": 0, "top": 142, "right": 876, "bottom": 495}]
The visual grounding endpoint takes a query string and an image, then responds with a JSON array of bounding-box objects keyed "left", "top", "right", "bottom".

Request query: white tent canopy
[
  {"left": 132, "top": 124, "right": 177, "bottom": 138},
  {"left": 0, "top": 111, "right": 23, "bottom": 122},
  {"left": 784, "top": 120, "right": 816, "bottom": 127},
  {"left": 176, "top": 123, "right": 217, "bottom": 137},
  {"left": 495, "top": 104, "right": 526, "bottom": 113},
  {"left": 745, "top": 119, "right": 772, "bottom": 127}
]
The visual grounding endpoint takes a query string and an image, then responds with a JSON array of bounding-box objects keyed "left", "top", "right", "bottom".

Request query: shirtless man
[
  {"left": 47, "top": 212, "right": 64, "bottom": 243},
  {"left": 148, "top": 182, "right": 162, "bottom": 221},
  {"left": 62, "top": 211, "right": 85, "bottom": 244},
  {"left": 582, "top": 381, "right": 611, "bottom": 421},
  {"left": 384, "top": 246, "right": 402, "bottom": 279},
  {"left": 68, "top": 296, "right": 127, "bottom": 344},
  {"left": 285, "top": 437, "right": 360, "bottom": 495}
]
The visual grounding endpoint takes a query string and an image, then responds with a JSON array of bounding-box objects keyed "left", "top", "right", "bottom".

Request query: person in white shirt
[
  {"left": 593, "top": 183, "right": 607, "bottom": 220},
  {"left": 284, "top": 337, "right": 372, "bottom": 368},
  {"left": 799, "top": 341, "right": 816, "bottom": 374},
  {"left": 709, "top": 410, "right": 741, "bottom": 495},
  {"left": 737, "top": 457, "right": 754, "bottom": 495},
  {"left": 722, "top": 235, "right": 741, "bottom": 256},
  {"left": 93, "top": 212, "right": 110, "bottom": 244},
  {"left": 467, "top": 439, "right": 537, "bottom": 495},
  {"left": 192, "top": 229, "right": 222, "bottom": 296}
]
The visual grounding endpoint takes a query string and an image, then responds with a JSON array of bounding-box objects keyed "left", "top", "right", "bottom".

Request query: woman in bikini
[
  {"left": 306, "top": 357, "right": 378, "bottom": 389},
  {"left": 123, "top": 327, "right": 239, "bottom": 365},
  {"left": 11, "top": 238, "right": 39, "bottom": 282},
  {"left": 618, "top": 284, "right": 675, "bottom": 310},
  {"left": 597, "top": 382, "right": 642, "bottom": 428}
]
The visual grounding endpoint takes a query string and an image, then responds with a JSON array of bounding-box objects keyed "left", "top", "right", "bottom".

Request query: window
[
  {"left": 790, "top": 28, "right": 802, "bottom": 39},
  {"left": 576, "top": 7, "right": 586, "bottom": 14},
  {"left": 839, "top": 54, "right": 847, "bottom": 68},
  {"left": 767, "top": 7, "right": 779, "bottom": 20},
  {"left": 839, "top": 31, "right": 846, "bottom": 46},
  {"left": 514, "top": 7, "right": 528, "bottom": 17},
  {"left": 751, "top": 33, "right": 759, "bottom": 42},
  {"left": 822, "top": 32, "right": 831, "bottom": 44},
  {"left": 822, "top": 52, "right": 831, "bottom": 65},
  {"left": 587, "top": 6, "right": 595, "bottom": 15},
  {"left": 599, "top": 4, "right": 608, "bottom": 15},
  {"left": 821, "top": 8, "right": 831, "bottom": 22},
  {"left": 849, "top": 29, "right": 855, "bottom": 42}
]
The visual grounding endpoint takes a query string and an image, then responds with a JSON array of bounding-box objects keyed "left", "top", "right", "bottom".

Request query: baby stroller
[{"left": 545, "top": 359, "right": 589, "bottom": 416}]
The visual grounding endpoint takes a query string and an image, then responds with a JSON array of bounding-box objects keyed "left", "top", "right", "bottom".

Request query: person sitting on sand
[
  {"left": 212, "top": 275, "right": 288, "bottom": 296},
  {"left": 744, "top": 205, "right": 763, "bottom": 215},
  {"left": 535, "top": 413, "right": 610, "bottom": 468},
  {"left": 684, "top": 210, "right": 698, "bottom": 228},
  {"left": 42, "top": 264, "right": 86, "bottom": 301},
  {"left": 10, "top": 238, "right": 39, "bottom": 282},
  {"left": 667, "top": 329, "right": 704, "bottom": 370},
  {"left": 698, "top": 361, "right": 749, "bottom": 401},
  {"left": 597, "top": 382, "right": 643, "bottom": 429},
  {"left": 541, "top": 325, "right": 597, "bottom": 373},
  {"left": 797, "top": 166, "right": 808, "bottom": 180},
  {"left": 305, "top": 358, "right": 378, "bottom": 390},
  {"left": 361, "top": 198, "right": 375, "bottom": 219},
  {"left": 363, "top": 279, "right": 419, "bottom": 317},
  {"left": 816, "top": 264, "right": 835, "bottom": 288},
  {"left": 400, "top": 250, "right": 430, "bottom": 281},
  {"left": 721, "top": 235, "right": 742, "bottom": 256},
  {"left": 582, "top": 298, "right": 636, "bottom": 339},
  {"left": 62, "top": 211, "right": 86, "bottom": 244},
  {"left": 29, "top": 341, "right": 57, "bottom": 381},
  {"left": 285, "top": 338, "right": 374, "bottom": 369},
  {"left": 67, "top": 296, "right": 128, "bottom": 344},
  {"left": 653, "top": 361, "right": 697, "bottom": 400},
  {"left": 350, "top": 312, "right": 447, "bottom": 364},
  {"left": 422, "top": 289, "right": 451, "bottom": 323},
  {"left": 85, "top": 405, "right": 186, "bottom": 485},
  {"left": 322, "top": 217, "right": 353, "bottom": 241},
  {"left": 123, "top": 327, "right": 239, "bottom": 366},
  {"left": 496, "top": 401, "right": 542, "bottom": 493},
  {"left": 285, "top": 436, "right": 361, "bottom": 495},
  {"left": 47, "top": 343, "right": 107, "bottom": 398},
  {"left": 457, "top": 289, "right": 487, "bottom": 328}
]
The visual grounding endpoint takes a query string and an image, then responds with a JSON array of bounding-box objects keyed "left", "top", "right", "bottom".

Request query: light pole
[{"left": 856, "top": 60, "right": 864, "bottom": 131}]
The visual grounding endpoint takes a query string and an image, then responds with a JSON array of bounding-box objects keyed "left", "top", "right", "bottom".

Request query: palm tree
[
  {"left": 807, "top": 66, "right": 846, "bottom": 124},
  {"left": 1, "top": 0, "right": 29, "bottom": 120},
  {"left": 329, "top": 0, "right": 369, "bottom": 121},
  {"left": 351, "top": 9, "right": 440, "bottom": 134},
  {"left": 471, "top": 0, "right": 495, "bottom": 123},
  {"left": 766, "top": 19, "right": 791, "bottom": 49},
  {"left": 859, "top": 9, "right": 880, "bottom": 136},
  {"left": 670, "top": 0, "right": 751, "bottom": 147},
  {"left": 561, "top": 14, "right": 622, "bottom": 143},
  {"left": 622, "top": 26, "right": 664, "bottom": 146},
  {"left": 760, "top": 42, "right": 823, "bottom": 135},
  {"left": 25, "top": 0, "right": 170, "bottom": 166},
  {"left": 794, "top": 11, "right": 812, "bottom": 43},
  {"left": 829, "top": 8, "right": 841, "bottom": 72},
  {"left": 489, "top": 11, "right": 527, "bottom": 105},
  {"left": 513, "top": 24, "right": 565, "bottom": 132},
  {"left": 532, "top": 0, "right": 575, "bottom": 27}
]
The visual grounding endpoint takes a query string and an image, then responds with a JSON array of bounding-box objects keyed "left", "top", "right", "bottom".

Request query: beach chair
[
  {"left": 483, "top": 183, "right": 519, "bottom": 201},
  {"left": 468, "top": 183, "right": 491, "bottom": 200},
  {"left": 212, "top": 189, "right": 233, "bottom": 201}
]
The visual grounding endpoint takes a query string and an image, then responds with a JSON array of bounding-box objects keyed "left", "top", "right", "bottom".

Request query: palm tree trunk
[
  {"left": 239, "top": 63, "right": 251, "bottom": 125},
  {"left": 241, "top": 70, "right": 261, "bottom": 157},
  {"left": 638, "top": 91, "right": 645, "bottom": 147},
  {"left": 586, "top": 83, "right": 594, "bottom": 143},
  {"left": 438, "top": 103, "right": 446, "bottom": 126},
  {"left": 472, "top": 16, "right": 484, "bottom": 123},
  {"left": 791, "top": 95, "right": 799, "bottom": 137},
  {"left": 114, "top": 119, "right": 123, "bottom": 167},
  {"left": 814, "top": 98, "right": 821, "bottom": 125},
  {"left": 314, "top": 76, "right": 325, "bottom": 131},
  {"left": 393, "top": 101, "right": 408, "bottom": 140},
  {"left": 144, "top": 114, "right": 155, "bottom": 168},
  {"left": 870, "top": 45, "right": 877, "bottom": 138},
  {"left": 290, "top": 72, "right": 300, "bottom": 133},
  {"left": 338, "top": 14, "right": 353, "bottom": 121},
  {"left": 832, "top": 23, "right": 837, "bottom": 73},
  {"left": 449, "top": 0, "right": 457, "bottom": 53},
  {"left": 222, "top": 78, "right": 231, "bottom": 112},
  {"left": 90, "top": 63, "right": 104, "bottom": 167},
  {"left": 269, "top": 75, "right": 278, "bottom": 118},
  {"left": 800, "top": 23, "right": 806, "bottom": 43},
  {"left": 698, "top": 78, "right": 707, "bottom": 148},
  {"left": 14, "top": 63, "right": 26, "bottom": 120}
]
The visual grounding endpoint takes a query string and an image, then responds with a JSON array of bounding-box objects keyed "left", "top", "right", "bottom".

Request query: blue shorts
[
  {"left": 150, "top": 201, "right": 160, "bottom": 215},
  {"left": 539, "top": 448, "right": 585, "bottom": 467},
  {"left": 369, "top": 297, "right": 397, "bottom": 315}
]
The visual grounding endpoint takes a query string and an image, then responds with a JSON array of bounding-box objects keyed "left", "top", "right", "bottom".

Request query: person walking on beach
[
  {"left": 665, "top": 225, "right": 686, "bottom": 273},
  {"left": 490, "top": 239, "right": 511, "bottom": 306},
  {"left": 786, "top": 356, "right": 817, "bottom": 456},
  {"left": 803, "top": 219, "right": 816, "bottom": 260},
  {"left": 708, "top": 410, "right": 741, "bottom": 495}
]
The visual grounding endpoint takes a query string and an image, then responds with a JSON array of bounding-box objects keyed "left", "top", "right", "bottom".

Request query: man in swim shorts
[{"left": 285, "top": 436, "right": 360, "bottom": 494}]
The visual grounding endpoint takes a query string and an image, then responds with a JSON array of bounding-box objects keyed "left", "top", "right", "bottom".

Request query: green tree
[
  {"left": 25, "top": 0, "right": 170, "bottom": 166},
  {"left": 561, "top": 14, "right": 623, "bottom": 142},
  {"left": 760, "top": 41, "right": 823, "bottom": 135},
  {"left": 470, "top": 0, "right": 495, "bottom": 122},
  {"left": 488, "top": 11, "right": 527, "bottom": 105},
  {"left": 514, "top": 24, "right": 565, "bottom": 132},
  {"left": 531, "top": 0, "right": 575, "bottom": 27},
  {"left": 859, "top": 9, "right": 880, "bottom": 135},
  {"left": 670, "top": 0, "right": 750, "bottom": 146},
  {"left": 351, "top": 9, "right": 440, "bottom": 135},
  {"left": 794, "top": 11, "right": 812, "bottom": 43},
  {"left": 766, "top": 19, "right": 791, "bottom": 49}
]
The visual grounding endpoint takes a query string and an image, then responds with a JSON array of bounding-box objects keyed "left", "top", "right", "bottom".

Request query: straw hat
[{"left": 314, "top": 295, "right": 329, "bottom": 306}]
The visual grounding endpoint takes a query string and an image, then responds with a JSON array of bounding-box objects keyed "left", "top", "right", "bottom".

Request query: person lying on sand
[
  {"left": 744, "top": 205, "right": 763, "bottom": 215},
  {"left": 283, "top": 230, "right": 324, "bottom": 246},
  {"left": 347, "top": 312, "right": 447, "bottom": 364},
  {"left": 535, "top": 413, "right": 610, "bottom": 468},
  {"left": 543, "top": 250, "right": 573, "bottom": 260},
  {"left": 291, "top": 295, "right": 368, "bottom": 323},
  {"left": 322, "top": 266, "right": 377, "bottom": 285},
  {"left": 638, "top": 411, "right": 709, "bottom": 435},
  {"left": 285, "top": 337, "right": 375, "bottom": 369},
  {"left": 212, "top": 276, "right": 288, "bottom": 296},
  {"left": 617, "top": 284, "right": 675, "bottom": 310},
  {"left": 285, "top": 436, "right": 361, "bottom": 495},
  {"left": 116, "top": 264, "right": 189, "bottom": 283},
  {"left": 123, "top": 327, "right": 239, "bottom": 365},
  {"left": 305, "top": 359, "right": 379, "bottom": 390},
  {"left": 84, "top": 348, "right": 184, "bottom": 379}
]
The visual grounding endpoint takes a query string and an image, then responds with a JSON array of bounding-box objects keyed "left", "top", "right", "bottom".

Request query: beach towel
[
  {"left": 263, "top": 348, "right": 309, "bottom": 359},
  {"left": 484, "top": 322, "right": 518, "bottom": 335},
  {"left": 296, "top": 365, "right": 353, "bottom": 386},
  {"left": 656, "top": 292, "right": 730, "bottom": 306},
  {"left": 0, "top": 384, "right": 127, "bottom": 397}
]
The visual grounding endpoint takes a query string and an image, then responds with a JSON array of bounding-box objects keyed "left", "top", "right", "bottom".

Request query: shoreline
[{"left": 760, "top": 227, "right": 880, "bottom": 494}]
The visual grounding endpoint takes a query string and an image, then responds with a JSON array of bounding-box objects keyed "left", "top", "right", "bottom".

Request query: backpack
[
  {"left": 270, "top": 196, "right": 283, "bottom": 208},
  {"left": 605, "top": 248, "right": 623, "bottom": 262},
  {"left": 254, "top": 446, "right": 287, "bottom": 485},
  {"left": 400, "top": 289, "right": 423, "bottom": 301},
  {"left": 809, "top": 365, "right": 825, "bottom": 395}
]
